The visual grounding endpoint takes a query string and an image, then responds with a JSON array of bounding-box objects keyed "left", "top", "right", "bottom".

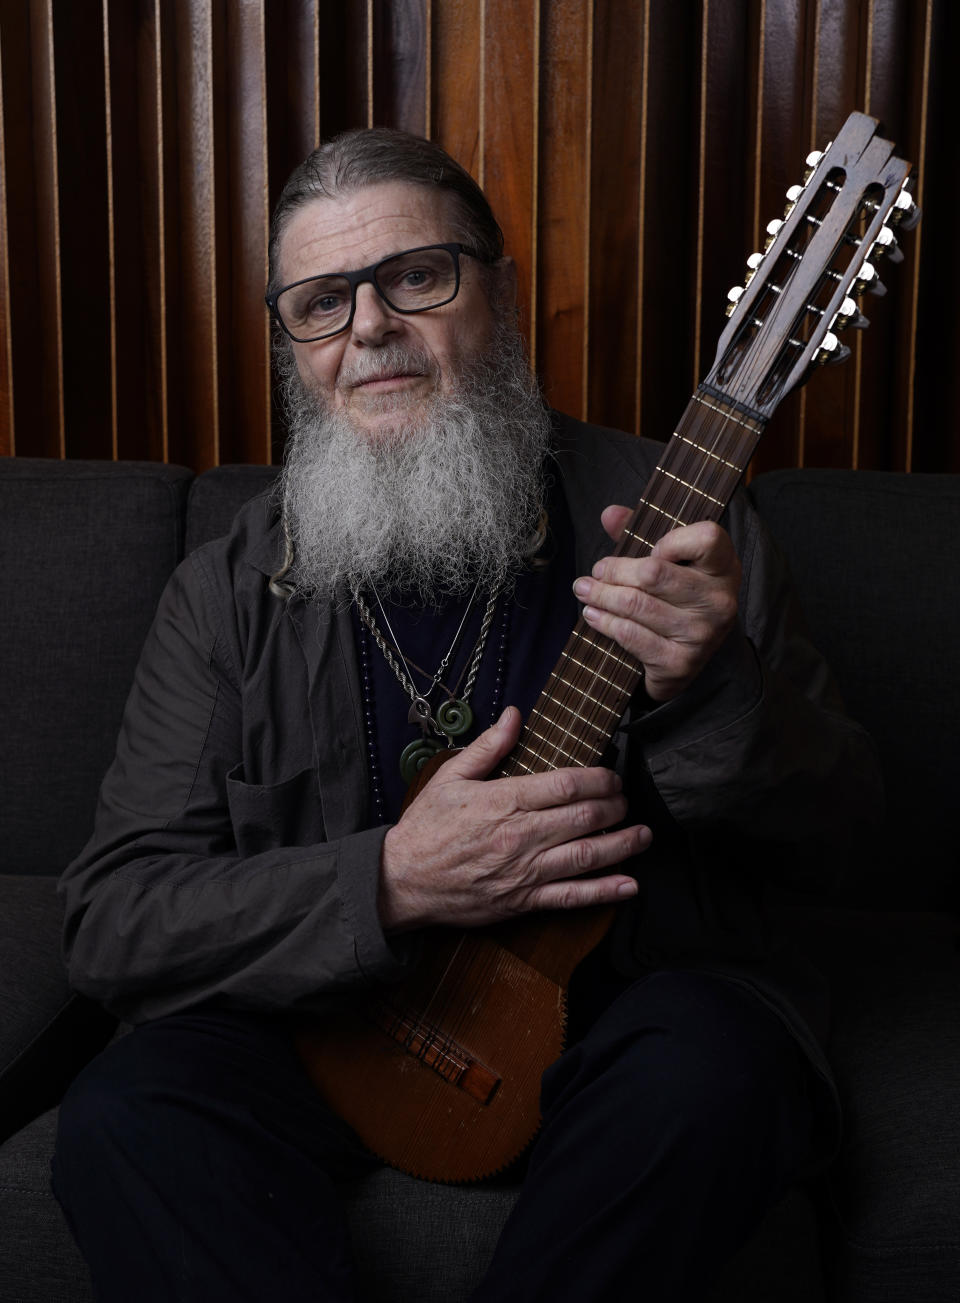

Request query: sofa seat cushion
[
  {"left": 781, "top": 909, "right": 960, "bottom": 1300},
  {"left": 0, "top": 1108, "right": 92, "bottom": 1303},
  {"left": 1, "top": 1100, "right": 819, "bottom": 1303},
  {"left": 0, "top": 875, "right": 114, "bottom": 1143}
]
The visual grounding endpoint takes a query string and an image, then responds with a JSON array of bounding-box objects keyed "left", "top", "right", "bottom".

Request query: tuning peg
[
  {"left": 725, "top": 285, "right": 745, "bottom": 317},
  {"left": 853, "top": 260, "right": 886, "bottom": 297},
  {"left": 814, "top": 331, "right": 851, "bottom": 366},
  {"left": 832, "top": 296, "right": 868, "bottom": 331},
  {"left": 763, "top": 218, "right": 783, "bottom": 250},
  {"left": 802, "top": 150, "right": 823, "bottom": 185},
  {"left": 802, "top": 142, "right": 832, "bottom": 185},
  {"left": 742, "top": 251, "right": 764, "bottom": 287},
  {"left": 891, "top": 185, "right": 921, "bottom": 231},
  {"left": 783, "top": 183, "right": 804, "bottom": 217},
  {"left": 869, "top": 225, "right": 904, "bottom": 264}
]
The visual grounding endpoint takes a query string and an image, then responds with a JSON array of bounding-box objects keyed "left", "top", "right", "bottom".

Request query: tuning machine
[
  {"left": 802, "top": 144, "right": 831, "bottom": 186},
  {"left": 832, "top": 295, "right": 868, "bottom": 332},
  {"left": 782, "top": 183, "right": 804, "bottom": 219},
  {"left": 814, "top": 331, "right": 851, "bottom": 367},
  {"left": 890, "top": 183, "right": 920, "bottom": 231},
  {"left": 763, "top": 218, "right": 784, "bottom": 251},
  {"left": 853, "top": 260, "right": 885, "bottom": 298},
  {"left": 867, "top": 223, "right": 904, "bottom": 265}
]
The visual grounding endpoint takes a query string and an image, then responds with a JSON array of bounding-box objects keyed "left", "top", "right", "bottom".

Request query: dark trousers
[{"left": 52, "top": 971, "right": 818, "bottom": 1302}]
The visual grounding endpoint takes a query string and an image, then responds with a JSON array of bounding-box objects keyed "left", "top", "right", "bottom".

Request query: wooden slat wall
[{"left": 0, "top": 0, "right": 953, "bottom": 471}]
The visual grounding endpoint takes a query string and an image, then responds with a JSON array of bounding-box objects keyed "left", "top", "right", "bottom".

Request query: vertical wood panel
[
  {"left": 55, "top": 0, "right": 112, "bottom": 459},
  {"left": 867, "top": 0, "right": 931, "bottom": 473},
  {"left": 850, "top": 0, "right": 910, "bottom": 470},
  {"left": 265, "top": 0, "right": 318, "bottom": 172},
  {"left": 220, "top": 0, "right": 270, "bottom": 464},
  {"left": 29, "top": 0, "right": 64, "bottom": 456},
  {"left": 371, "top": 0, "right": 427, "bottom": 134},
  {"left": 315, "top": 0, "right": 368, "bottom": 138},
  {"left": 481, "top": 0, "right": 539, "bottom": 353},
  {"left": 635, "top": 1, "right": 699, "bottom": 446},
  {"left": 897, "top": 0, "right": 932, "bottom": 473},
  {"left": 535, "top": 0, "right": 591, "bottom": 418},
  {"left": 697, "top": 0, "right": 752, "bottom": 388},
  {"left": 0, "top": 0, "right": 950, "bottom": 474},
  {"left": 586, "top": 0, "right": 644, "bottom": 435},
  {"left": 0, "top": 9, "right": 15, "bottom": 454},
  {"left": 105, "top": 0, "right": 167, "bottom": 461},
  {"left": 912, "top": 0, "right": 957, "bottom": 471},
  {"left": 168, "top": 0, "right": 219, "bottom": 470},
  {"left": 431, "top": 0, "right": 482, "bottom": 181}
]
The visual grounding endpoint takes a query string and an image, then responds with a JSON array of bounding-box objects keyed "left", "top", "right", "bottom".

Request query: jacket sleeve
[
  {"left": 58, "top": 555, "right": 415, "bottom": 1024},
  {"left": 621, "top": 488, "right": 883, "bottom": 887}
]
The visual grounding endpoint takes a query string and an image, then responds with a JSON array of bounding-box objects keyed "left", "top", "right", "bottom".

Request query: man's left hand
[{"left": 572, "top": 509, "right": 741, "bottom": 703}]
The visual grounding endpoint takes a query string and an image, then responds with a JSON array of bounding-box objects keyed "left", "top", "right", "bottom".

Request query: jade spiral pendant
[
  {"left": 435, "top": 697, "right": 473, "bottom": 738},
  {"left": 399, "top": 735, "right": 443, "bottom": 785}
]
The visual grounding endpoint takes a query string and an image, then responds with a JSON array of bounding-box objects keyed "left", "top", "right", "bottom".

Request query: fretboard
[{"left": 496, "top": 386, "right": 766, "bottom": 779}]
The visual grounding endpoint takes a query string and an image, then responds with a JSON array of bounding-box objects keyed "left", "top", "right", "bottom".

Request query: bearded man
[{"left": 53, "top": 128, "right": 879, "bottom": 1302}]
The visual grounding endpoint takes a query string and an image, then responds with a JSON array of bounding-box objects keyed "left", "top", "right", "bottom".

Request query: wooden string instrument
[{"left": 296, "top": 113, "right": 918, "bottom": 1182}]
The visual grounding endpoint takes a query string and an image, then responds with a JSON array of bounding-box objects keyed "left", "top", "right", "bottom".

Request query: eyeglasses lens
[
  {"left": 276, "top": 246, "right": 458, "bottom": 341},
  {"left": 375, "top": 247, "right": 458, "bottom": 312}
]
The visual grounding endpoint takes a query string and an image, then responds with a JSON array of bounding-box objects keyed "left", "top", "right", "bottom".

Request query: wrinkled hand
[
  {"left": 573, "top": 510, "right": 741, "bottom": 703},
  {"left": 379, "top": 708, "right": 650, "bottom": 933}
]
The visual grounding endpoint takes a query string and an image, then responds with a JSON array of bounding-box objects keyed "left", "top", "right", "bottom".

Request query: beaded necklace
[{"left": 358, "top": 595, "right": 511, "bottom": 823}]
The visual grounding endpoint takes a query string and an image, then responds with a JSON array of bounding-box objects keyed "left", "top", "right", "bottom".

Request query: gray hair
[{"left": 267, "top": 127, "right": 504, "bottom": 296}]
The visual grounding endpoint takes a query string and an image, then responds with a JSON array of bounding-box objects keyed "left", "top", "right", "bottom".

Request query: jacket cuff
[
  {"left": 336, "top": 825, "right": 421, "bottom": 982},
  {"left": 622, "top": 626, "right": 764, "bottom": 758}
]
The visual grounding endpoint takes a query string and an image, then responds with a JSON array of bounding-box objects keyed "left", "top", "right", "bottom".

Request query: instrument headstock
[{"left": 711, "top": 111, "right": 919, "bottom": 416}]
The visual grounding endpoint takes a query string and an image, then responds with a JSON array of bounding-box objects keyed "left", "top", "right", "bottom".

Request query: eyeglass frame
[{"left": 264, "top": 241, "right": 486, "bottom": 343}]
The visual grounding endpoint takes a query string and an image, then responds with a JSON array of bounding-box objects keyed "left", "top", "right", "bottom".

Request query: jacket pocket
[{"left": 225, "top": 764, "right": 326, "bottom": 857}]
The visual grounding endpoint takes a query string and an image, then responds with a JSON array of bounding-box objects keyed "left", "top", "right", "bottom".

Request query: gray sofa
[{"left": 1, "top": 457, "right": 957, "bottom": 1301}]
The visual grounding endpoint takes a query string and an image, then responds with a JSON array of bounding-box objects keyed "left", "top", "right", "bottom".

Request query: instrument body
[{"left": 297, "top": 113, "right": 918, "bottom": 1182}]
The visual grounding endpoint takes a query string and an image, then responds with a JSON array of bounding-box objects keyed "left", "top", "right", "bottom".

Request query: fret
[
  {"left": 521, "top": 725, "right": 581, "bottom": 767},
  {"left": 673, "top": 433, "right": 741, "bottom": 473},
  {"left": 653, "top": 465, "right": 726, "bottom": 510},
  {"left": 644, "top": 499, "right": 688, "bottom": 529},
  {"left": 671, "top": 425, "right": 743, "bottom": 482},
  {"left": 545, "top": 667, "right": 624, "bottom": 718},
  {"left": 620, "top": 525, "right": 657, "bottom": 552},
  {"left": 666, "top": 436, "right": 739, "bottom": 496},
  {"left": 533, "top": 698, "right": 609, "bottom": 738},
  {"left": 513, "top": 743, "right": 560, "bottom": 774},
  {"left": 562, "top": 651, "right": 635, "bottom": 697}
]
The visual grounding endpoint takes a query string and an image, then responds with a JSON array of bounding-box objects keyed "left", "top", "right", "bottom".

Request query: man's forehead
[{"left": 277, "top": 182, "right": 459, "bottom": 283}]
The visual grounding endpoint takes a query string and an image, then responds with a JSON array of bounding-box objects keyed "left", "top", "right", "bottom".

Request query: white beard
[{"left": 277, "top": 325, "right": 552, "bottom": 605}]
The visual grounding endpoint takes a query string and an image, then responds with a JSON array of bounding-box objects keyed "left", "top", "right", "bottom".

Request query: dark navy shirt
[{"left": 356, "top": 471, "right": 581, "bottom": 824}]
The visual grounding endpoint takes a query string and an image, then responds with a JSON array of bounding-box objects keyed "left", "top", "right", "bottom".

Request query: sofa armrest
[{"left": 0, "top": 875, "right": 115, "bottom": 1144}]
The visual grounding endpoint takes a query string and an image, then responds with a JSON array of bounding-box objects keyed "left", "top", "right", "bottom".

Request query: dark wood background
[{"left": 0, "top": 0, "right": 954, "bottom": 474}]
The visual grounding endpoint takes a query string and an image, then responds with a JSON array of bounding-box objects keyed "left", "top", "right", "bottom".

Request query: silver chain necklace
[{"left": 355, "top": 580, "right": 504, "bottom": 783}]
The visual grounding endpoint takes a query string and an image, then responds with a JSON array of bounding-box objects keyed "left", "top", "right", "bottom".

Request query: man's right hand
[{"left": 378, "top": 707, "right": 650, "bottom": 933}]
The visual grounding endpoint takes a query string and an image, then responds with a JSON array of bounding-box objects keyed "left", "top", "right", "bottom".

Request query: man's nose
[{"left": 350, "top": 281, "right": 401, "bottom": 346}]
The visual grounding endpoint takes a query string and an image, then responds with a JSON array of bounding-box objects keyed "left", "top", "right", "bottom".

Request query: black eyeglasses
[{"left": 265, "top": 242, "right": 484, "bottom": 343}]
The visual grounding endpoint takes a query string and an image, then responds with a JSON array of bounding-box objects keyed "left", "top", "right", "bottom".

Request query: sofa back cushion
[
  {"left": 185, "top": 465, "right": 280, "bottom": 554},
  {"left": 748, "top": 468, "right": 960, "bottom": 908},
  {"left": 0, "top": 459, "right": 192, "bottom": 876}
]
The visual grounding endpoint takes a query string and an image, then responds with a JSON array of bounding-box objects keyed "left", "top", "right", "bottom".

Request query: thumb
[
  {"left": 600, "top": 504, "right": 633, "bottom": 544},
  {"left": 446, "top": 706, "right": 523, "bottom": 781}
]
